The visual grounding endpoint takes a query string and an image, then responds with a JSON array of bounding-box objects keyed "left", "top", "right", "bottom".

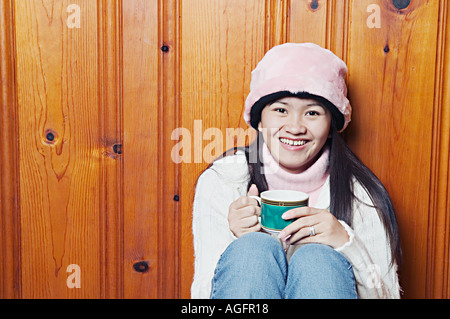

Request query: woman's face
[{"left": 259, "top": 97, "right": 332, "bottom": 174}]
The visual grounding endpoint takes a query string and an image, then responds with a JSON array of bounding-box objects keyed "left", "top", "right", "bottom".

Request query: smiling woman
[{"left": 192, "top": 43, "right": 402, "bottom": 299}]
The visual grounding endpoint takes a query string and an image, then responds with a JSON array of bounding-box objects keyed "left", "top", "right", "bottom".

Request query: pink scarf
[{"left": 262, "top": 143, "right": 330, "bottom": 207}]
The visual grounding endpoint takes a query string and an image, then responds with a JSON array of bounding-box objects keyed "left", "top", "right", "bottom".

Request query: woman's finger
[
  {"left": 279, "top": 215, "right": 319, "bottom": 241},
  {"left": 282, "top": 206, "right": 323, "bottom": 220},
  {"left": 288, "top": 223, "right": 322, "bottom": 245},
  {"left": 240, "top": 223, "right": 262, "bottom": 236},
  {"left": 231, "top": 196, "right": 259, "bottom": 210},
  {"left": 240, "top": 214, "right": 259, "bottom": 228},
  {"left": 237, "top": 205, "right": 260, "bottom": 218}
]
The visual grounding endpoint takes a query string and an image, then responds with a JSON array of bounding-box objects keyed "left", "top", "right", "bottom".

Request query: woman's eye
[
  {"left": 274, "top": 108, "right": 287, "bottom": 114},
  {"left": 306, "top": 110, "right": 320, "bottom": 116}
]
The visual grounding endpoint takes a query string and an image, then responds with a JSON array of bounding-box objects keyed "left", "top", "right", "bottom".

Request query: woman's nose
[{"left": 284, "top": 116, "right": 307, "bottom": 135}]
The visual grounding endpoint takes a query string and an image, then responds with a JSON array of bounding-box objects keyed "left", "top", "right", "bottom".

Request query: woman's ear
[{"left": 258, "top": 122, "right": 263, "bottom": 132}]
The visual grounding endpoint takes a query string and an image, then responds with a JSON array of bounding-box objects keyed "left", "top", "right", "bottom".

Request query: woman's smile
[{"left": 279, "top": 137, "right": 310, "bottom": 149}]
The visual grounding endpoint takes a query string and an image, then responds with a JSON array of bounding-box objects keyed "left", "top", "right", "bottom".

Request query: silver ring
[{"left": 309, "top": 226, "right": 316, "bottom": 237}]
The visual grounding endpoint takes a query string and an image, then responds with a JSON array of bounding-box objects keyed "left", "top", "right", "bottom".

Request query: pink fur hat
[{"left": 244, "top": 43, "right": 352, "bottom": 132}]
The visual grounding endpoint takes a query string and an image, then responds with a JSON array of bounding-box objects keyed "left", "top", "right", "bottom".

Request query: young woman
[{"left": 191, "top": 43, "right": 402, "bottom": 299}]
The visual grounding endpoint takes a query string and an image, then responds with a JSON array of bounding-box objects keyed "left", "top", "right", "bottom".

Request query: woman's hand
[
  {"left": 278, "top": 207, "right": 349, "bottom": 249},
  {"left": 228, "top": 184, "right": 261, "bottom": 238}
]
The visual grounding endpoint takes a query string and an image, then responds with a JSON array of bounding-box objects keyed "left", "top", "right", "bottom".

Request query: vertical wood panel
[
  {"left": 289, "top": 0, "right": 328, "bottom": 46},
  {"left": 326, "top": 0, "right": 350, "bottom": 61},
  {"left": 97, "top": 0, "right": 123, "bottom": 299},
  {"left": 122, "top": 0, "right": 181, "bottom": 299},
  {"left": 265, "top": 0, "right": 288, "bottom": 49},
  {"left": 158, "top": 0, "right": 181, "bottom": 298},
  {"left": 0, "top": 0, "right": 21, "bottom": 299},
  {"left": 345, "top": 0, "right": 440, "bottom": 298},
  {"left": 122, "top": 0, "right": 160, "bottom": 298},
  {"left": 288, "top": 0, "right": 351, "bottom": 59},
  {"left": 427, "top": 0, "right": 450, "bottom": 299},
  {"left": 14, "top": 0, "right": 102, "bottom": 297}
]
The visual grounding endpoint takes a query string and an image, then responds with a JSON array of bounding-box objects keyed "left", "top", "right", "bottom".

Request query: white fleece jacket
[{"left": 191, "top": 151, "right": 401, "bottom": 299}]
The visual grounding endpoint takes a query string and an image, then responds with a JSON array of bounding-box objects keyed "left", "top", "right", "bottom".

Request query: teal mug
[{"left": 251, "top": 190, "right": 309, "bottom": 233}]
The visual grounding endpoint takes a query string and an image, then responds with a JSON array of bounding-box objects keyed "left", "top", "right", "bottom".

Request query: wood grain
[
  {"left": 157, "top": 0, "right": 181, "bottom": 299},
  {"left": 122, "top": 0, "right": 162, "bottom": 299},
  {"left": 0, "top": 0, "right": 21, "bottom": 299},
  {"left": 265, "top": 0, "right": 288, "bottom": 49},
  {"left": 97, "top": 0, "right": 123, "bottom": 298},
  {"left": 345, "top": 0, "right": 440, "bottom": 298},
  {"left": 289, "top": 0, "right": 328, "bottom": 46},
  {"left": 14, "top": 0, "right": 101, "bottom": 298},
  {"left": 426, "top": 0, "right": 450, "bottom": 299}
]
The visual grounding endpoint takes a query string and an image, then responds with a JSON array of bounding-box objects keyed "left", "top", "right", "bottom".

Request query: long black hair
[{"left": 242, "top": 107, "right": 402, "bottom": 267}]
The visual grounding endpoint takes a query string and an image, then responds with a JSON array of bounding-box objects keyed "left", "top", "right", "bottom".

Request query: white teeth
[{"left": 280, "top": 138, "right": 307, "bottom": 146}]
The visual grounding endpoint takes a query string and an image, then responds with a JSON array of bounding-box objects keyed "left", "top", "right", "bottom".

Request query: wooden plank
[
  {"left": 345, "top": 0, "right": 440, "bottom": 298},
  {"left": 0, "top": 0, "right": 21, "bottom": 299},
  {"left": 426, "top": 0, "right": 450, "bottom": 299},
  {"left": 122, "top": 0, "right": 160, "bottom": 299},
  {"left": 326, "top": 0, "right": 350, "bottom": 61},
  {"left": 289, "top": 0, "right": 328, "bottom": 46},
  {"left": 265, "top": 0, "right": 288, "bottom": 49},
  {"left": 97, "top": 0, "right": 123, "bottom": 299},
  {"left": 157, "top": 0, "right": 181, "bottom": 299},
  {"left": 289, "top": 0, "right": 350, "bottom": 61},
  {"left": 14, "top": 0, "right": 101, "bottom": 298}
]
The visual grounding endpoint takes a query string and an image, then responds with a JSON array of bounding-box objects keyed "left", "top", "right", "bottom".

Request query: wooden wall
[{"left": 1, "top": 0, "right": 449, "bottom": 299}]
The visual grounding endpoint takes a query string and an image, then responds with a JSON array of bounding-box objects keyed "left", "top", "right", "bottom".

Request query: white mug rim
[{"left": 260, "top": 190, "right": 309, "bottom": 202}]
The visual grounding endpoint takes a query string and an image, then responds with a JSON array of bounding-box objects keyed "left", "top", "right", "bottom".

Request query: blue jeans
[{"left": 210, "top": 232, "right": 358, "bottom": 299}]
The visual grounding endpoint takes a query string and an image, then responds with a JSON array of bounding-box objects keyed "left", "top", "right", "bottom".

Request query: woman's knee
[
  {"left": 217, "top": 232, "right": 287, "bottom": 277},
  {"left": 287, "top": 243, "right": 357, "bottom": 298},
  {"left": 224, "top": 232, "right": 284, "bottom": 258},
  {"left": 290, "top": 243, "right": 351, "bottom": 268},
  {"left": 211, "top": 232, "right": 288, "bottom": 298}
]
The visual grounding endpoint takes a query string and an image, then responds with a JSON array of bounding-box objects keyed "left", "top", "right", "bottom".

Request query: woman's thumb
[{"left": 247, "top": 184, "right": 259, "bottom": 197}]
